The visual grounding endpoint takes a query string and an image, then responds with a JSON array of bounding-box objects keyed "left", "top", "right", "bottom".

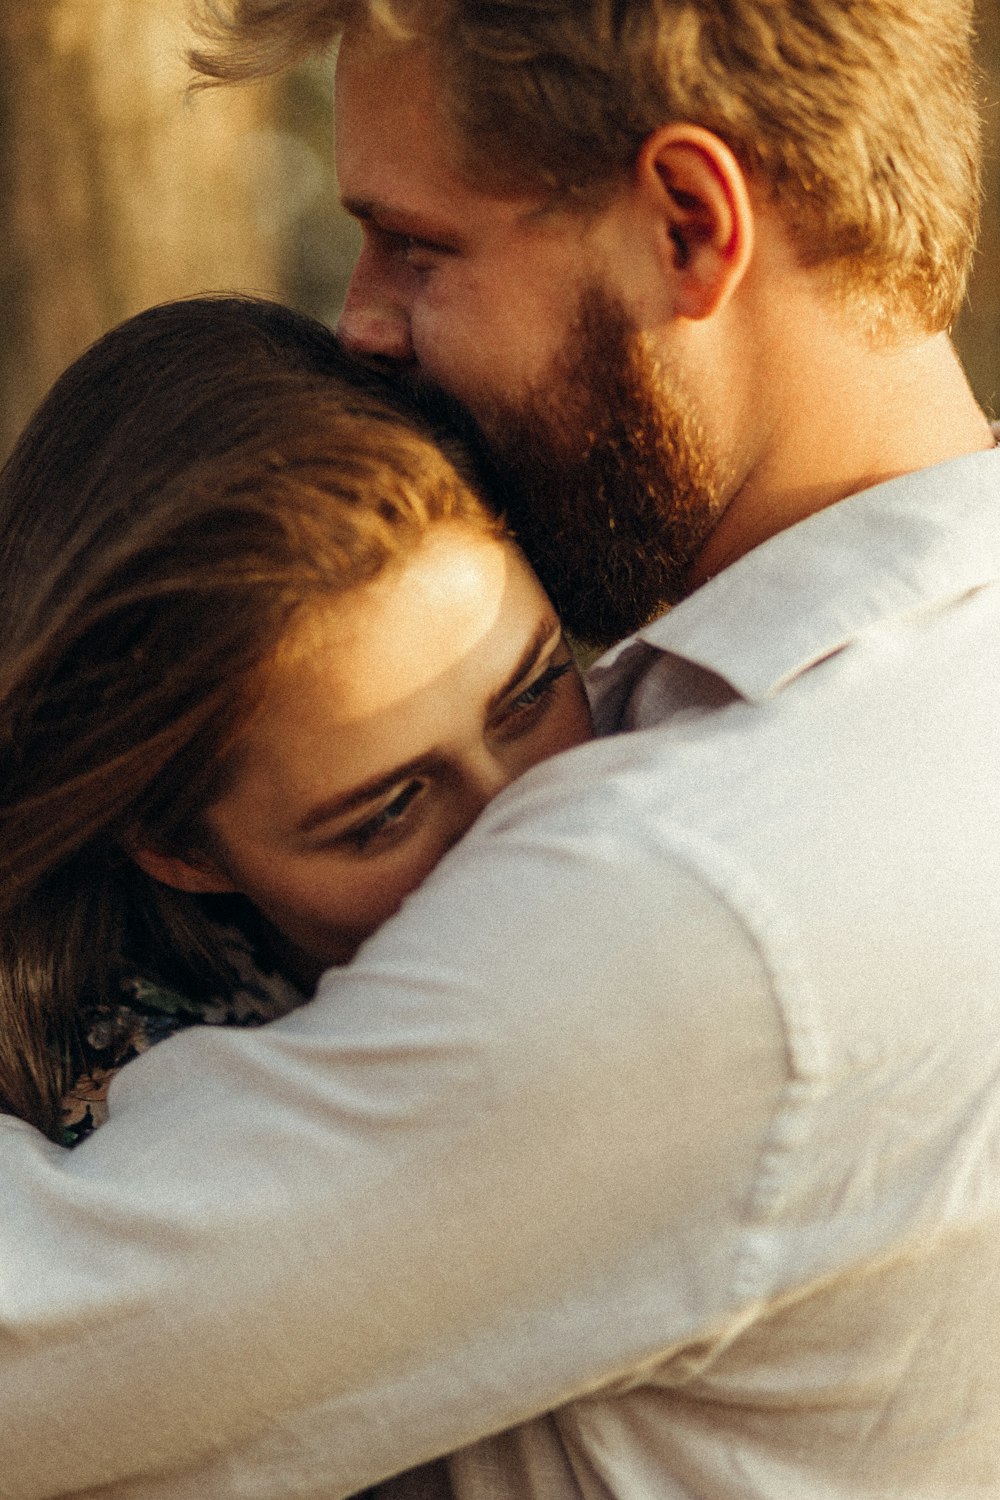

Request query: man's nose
[{"left": 337, "top": 252, "right": 415, "bottom": 363}]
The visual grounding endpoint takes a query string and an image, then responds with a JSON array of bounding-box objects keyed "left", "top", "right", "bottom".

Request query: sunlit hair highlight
[{"left": 190, "top": 0, "right": 982, "bottom": 336}]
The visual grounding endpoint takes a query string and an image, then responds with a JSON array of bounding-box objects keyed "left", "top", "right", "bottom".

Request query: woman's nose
[{"left": 442, "top": 756, "right": 517, "bottom": 850}]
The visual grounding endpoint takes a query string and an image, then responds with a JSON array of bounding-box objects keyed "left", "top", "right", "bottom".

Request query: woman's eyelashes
[
  {"left": 343, "top": 780, "right": 427, "bottom": 854},
  {"left": 492, "top": 657, "right": 575, "bottom": 735},
  {"left": 334, "top": 655, "right": 577, "bottom": 857}
]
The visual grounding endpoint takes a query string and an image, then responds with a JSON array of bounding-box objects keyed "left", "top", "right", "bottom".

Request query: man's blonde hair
[{"left": 192, "top": 0, "right": 983, "bottom": 335}]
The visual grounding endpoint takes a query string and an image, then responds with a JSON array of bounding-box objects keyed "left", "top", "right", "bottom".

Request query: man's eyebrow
[
  {"left": 485, "top": 617, "right": 563, "bottom": 719},
  {"left": 341, "top": 197, "right": 459, "bottom": 246}
]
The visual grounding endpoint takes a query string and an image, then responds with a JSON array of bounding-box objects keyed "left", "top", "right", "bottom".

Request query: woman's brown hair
[{"left": 0, "top": 295, "right": 501, "bottom": 1140}]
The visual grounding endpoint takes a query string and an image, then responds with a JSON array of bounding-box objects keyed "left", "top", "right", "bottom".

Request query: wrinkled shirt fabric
[{"left": 2, "top": 445, "right": 999, "bottom": 1499}]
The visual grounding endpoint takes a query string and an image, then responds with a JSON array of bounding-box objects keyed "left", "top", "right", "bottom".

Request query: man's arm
[{"left": 0, "top": 745, "right": 784, "bottom": 1498}]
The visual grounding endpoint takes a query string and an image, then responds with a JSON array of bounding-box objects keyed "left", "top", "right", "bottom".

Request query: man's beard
[{"left": 467, "top": 285, "right": 725, "bottom": 647}]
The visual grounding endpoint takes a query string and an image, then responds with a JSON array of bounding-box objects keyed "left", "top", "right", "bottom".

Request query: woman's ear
[
  {"left": 130, "top": 843, "right": 237, "bottom": 895},
  {"left": 636, "top": 122, "right": 754, "bottom": 321}
]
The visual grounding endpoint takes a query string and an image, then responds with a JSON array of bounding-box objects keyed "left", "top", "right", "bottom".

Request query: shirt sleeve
[{"left": 0, "top": 746, "right": 786, "bottom": 1499}]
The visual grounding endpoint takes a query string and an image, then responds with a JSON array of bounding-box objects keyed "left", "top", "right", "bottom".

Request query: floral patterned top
[{"left": 59, "top": 925, "right": 304, "bottom": 1148}]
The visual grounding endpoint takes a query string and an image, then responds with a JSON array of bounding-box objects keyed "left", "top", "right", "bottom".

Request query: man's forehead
[
  {"left": 336, "top": 30, "right": 467, "bottom": 194},
  {"left": 335, "top": 28, "right": 451, "bottom": 160},
  {"left": 334, "top": 31, "right": 540, "bottom": 231}
]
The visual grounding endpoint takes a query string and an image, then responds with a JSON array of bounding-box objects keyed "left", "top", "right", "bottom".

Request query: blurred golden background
[{"left": 1, "top": 0, "right": 997, "bottom": 462}]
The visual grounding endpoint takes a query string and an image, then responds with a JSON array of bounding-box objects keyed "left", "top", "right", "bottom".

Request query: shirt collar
[{"left": 590, "top": 444, "right": 1000, "bottom": 705}]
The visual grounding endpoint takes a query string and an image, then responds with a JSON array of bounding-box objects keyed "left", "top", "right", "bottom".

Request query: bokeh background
[{"left": 1, "top": 0, "right": 997, "bottom": 463}]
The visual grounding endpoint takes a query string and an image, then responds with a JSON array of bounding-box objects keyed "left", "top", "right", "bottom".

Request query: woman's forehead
[{"left": 242, "top": 527, "right": 547, "bottom": 772}]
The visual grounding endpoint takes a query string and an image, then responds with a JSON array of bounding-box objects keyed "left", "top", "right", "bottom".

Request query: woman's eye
[
  {"left": 343, "top": 781, "right": 425, "bottom": 853},
  {"left": 501, "top": 659, "right": 575, "bottom": 726}
]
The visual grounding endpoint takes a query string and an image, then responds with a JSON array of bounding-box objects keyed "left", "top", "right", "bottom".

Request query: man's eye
[
  {"left": 343, "top": 781, "right": 424, "bottom": 852},
  {"left": 382, "top": 227, "right": 453, "bottom": 266},
  {"left": 399, "top": 237, "right": 445, "bottom": 270}
]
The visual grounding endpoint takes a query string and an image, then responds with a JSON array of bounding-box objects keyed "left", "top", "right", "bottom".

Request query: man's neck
[{"left": 686, "top": 326, "right": 995, "bottom": 593}]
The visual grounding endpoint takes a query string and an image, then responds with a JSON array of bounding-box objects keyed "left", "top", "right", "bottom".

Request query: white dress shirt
[{"left": 1, "top": 444, "right": 999, "bottom": 1498}]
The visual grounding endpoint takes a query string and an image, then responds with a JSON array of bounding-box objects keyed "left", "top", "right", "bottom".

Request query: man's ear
[
  {"left": 636, "top": 123, "right": 754, "bottom": 321},
  {"left": 130, "top": 843, "right": 237, "bottom": 895}
]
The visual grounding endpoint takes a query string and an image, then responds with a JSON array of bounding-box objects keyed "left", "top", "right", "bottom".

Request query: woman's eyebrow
[
  {"left": 485, "top": 617, "right": 562, "bottom": 718},
  {"left": 296, "top": 754, "right": 437, "bottom": 836},
  {"left": 295, "top": 618, "right": 563, "bottom": 837}
]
